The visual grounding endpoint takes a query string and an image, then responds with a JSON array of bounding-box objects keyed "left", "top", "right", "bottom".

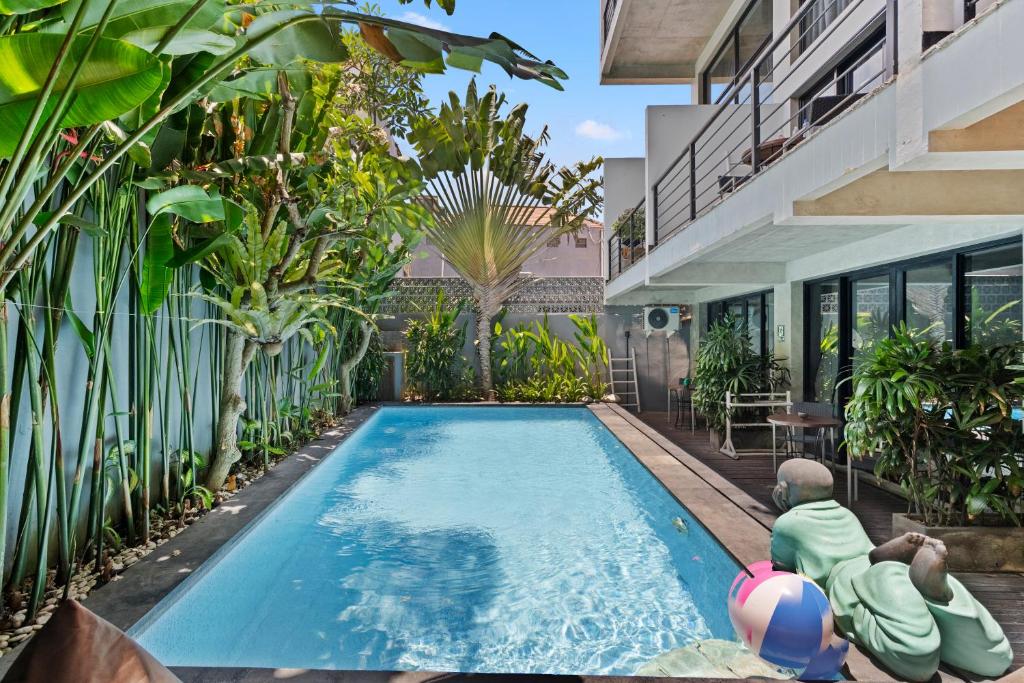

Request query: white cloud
[
  {"left": 398, "top": 11, "right": 449, "bottom": 31},
  {"left": 575, "top": 119, "right": 627, "bottom": 141}
]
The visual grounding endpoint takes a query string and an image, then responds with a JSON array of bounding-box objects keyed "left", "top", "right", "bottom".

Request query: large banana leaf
[
  {"left": 122, "top": 27, "right": 237, "bottom": 56},
  {"left": 140, "top": 212, "right": 175, "bottom": 315},
  {"left": 0, "top": 33, "right": 167, "bottom": 158},
  {"left": 51, "top": 0, "right": 227, "bottom": 39},
  {"left": 140, "top": 185, "right": 226, "bottom": 314},
  {"left": 146, "top": 185, "right": 224, "bottom": 223},
  {"left": 0, "top": 0, "right": 63, "bottom": 16},
  {"left": 247, "top": 10, "right": 347, "bottom": 66},
  {"left": 207, "top": 67, "right": 312, "bottom": 102}
]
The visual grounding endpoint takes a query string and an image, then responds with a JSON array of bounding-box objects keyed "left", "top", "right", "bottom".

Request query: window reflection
[
  {"left": 851, "top": 275, "right": 890, "bottom": 366},
  {"left": 906, "top": 262, "right": 954, "bottom": 345},
  {"left": 808, "top": 281, "right": 839, "bottom": 402},
  {"left": 964, "top": 246, "right": 1023, "bottom": 347}
]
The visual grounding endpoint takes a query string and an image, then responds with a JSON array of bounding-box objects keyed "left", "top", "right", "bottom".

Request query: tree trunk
[
  {"left": 476, "top": 308, "right": 493, "bottom": 395},
  {"left": 206, "top": 332, "right": 256, "bottom": 491},
  {"left": 340, "top": 322, "right": 372, "bottom": 414}
]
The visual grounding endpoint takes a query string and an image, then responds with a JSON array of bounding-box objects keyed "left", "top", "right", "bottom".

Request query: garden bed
[{"left": 892, "top": 513, "right": 1024, "bottom": 573}]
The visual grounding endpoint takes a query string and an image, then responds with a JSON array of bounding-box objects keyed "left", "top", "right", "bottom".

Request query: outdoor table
[{"left": 766, "top": 413, "right": 849, "bottom": 505}]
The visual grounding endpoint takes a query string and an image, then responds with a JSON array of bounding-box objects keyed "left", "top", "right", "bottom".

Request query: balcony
[
  {"left": 650, "top": 0, "right": 894, "bottom": 247},
  {"left": 599, "top": 0, "right": 735, "bottom": 84},
  {"left": 607, "top": 199, "right": 646, "bottom": 280}
]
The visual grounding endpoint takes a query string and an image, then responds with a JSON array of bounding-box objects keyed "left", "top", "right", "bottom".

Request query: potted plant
[
  {"left": 844, "top": 324, "right": 1024, "bottom": 572},
  {"left": 693, "top": 316, "right": 789, "bottom": 448}
]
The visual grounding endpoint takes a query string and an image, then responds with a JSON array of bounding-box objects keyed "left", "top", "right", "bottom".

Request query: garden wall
[
  {"left": 2, "top": 235, "right": 310, "bottom": 575},
  {"left": 378, "top": 277, "right": 691, "bottom": 411}
]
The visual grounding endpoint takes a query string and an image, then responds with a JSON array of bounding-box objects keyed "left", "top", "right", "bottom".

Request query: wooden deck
[{"left": 636, "top": 411, "right": 1024, "bottom": 674}]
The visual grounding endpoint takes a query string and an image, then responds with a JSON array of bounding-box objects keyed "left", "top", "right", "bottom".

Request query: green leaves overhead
[
  {"left": 207, "top": 68, "right": 311, "bottom": 102},
  {"left": 146, "top": 185, "right": 224, "bottom": 223},
  {"left": 52, "top": 0, "right": 227, "bottom": 39},
  {"left": 0, "top": 0, "right": 63, "bottom": 16},
  {"left": 122, "top": 28, "right": 236, "bottom": 56},
  {"left": 246, "top": 10, "right": 348, "bottom": 66},
  {"left": 0, "top": 33, "right": 167, "bottom": 158},
  {"left": 139, "top": 185, "right": 226, "bottom": 315}
]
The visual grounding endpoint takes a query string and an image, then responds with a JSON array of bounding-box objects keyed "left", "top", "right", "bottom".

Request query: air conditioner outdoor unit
[{"left": 643, "top": 306, "right": 680, "bottom": 336}]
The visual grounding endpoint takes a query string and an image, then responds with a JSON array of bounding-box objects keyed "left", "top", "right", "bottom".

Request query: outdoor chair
[{"left": 669, "top": 385, "right": 695, "bottom": 432}]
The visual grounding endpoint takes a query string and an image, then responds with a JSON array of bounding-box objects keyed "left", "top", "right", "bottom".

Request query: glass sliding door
[
  {"left": 905, "top": 261, "right": 954, "bottom": 345},
  {"left": 851, "top": 274, "right": 891, "bottom": 369},
  {"left": 746, "top": 294, "right": 763, "bottom": 354},
  {"left": 807, "top": 280, "right": 840, "bottom": 402},
  {"left": 964, "top": 245, "right": 1024, "bottom": 347}
]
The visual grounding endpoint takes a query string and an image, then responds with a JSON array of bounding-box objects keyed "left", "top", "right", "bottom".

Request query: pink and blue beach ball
[{"left": 728, "top": 561, "right": 835, "bottom": 671}]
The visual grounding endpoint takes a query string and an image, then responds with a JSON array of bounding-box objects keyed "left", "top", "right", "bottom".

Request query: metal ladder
[{"left": 607, "top": 347, "right": 641, "bottom": 412}]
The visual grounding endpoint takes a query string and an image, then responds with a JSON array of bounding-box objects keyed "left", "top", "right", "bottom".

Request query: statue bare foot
[
  {"left": 869, "top": 532, "right": 927, "bottom": 565},
  {"left": 909, "top": 539, "right": 954, "bottom": 603}
]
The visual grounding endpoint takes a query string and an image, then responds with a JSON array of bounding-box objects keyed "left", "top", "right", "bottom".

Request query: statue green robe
[{"left": 771, "top": 500, "right": 1012, "bottom": 682}]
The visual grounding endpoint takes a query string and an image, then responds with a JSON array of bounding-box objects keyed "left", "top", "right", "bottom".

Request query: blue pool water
[{"left": 132, "top": 407, "right": 739, "bottom": 674}]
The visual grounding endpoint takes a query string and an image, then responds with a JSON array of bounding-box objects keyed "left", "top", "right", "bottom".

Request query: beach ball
[
  {"left": 800, "top": 636, "right": 849, "bottom": 680},
  {"left": 728, "top": 561, "right": 834, "bottom": 671}
]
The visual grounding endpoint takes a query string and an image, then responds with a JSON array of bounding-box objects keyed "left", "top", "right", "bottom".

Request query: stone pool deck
[{"left": 621, "top": 407, "right": 1024, "bottom": 677}]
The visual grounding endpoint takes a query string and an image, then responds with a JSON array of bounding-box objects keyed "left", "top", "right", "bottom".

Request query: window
[
  {"left": 905, "top": 262, "right": 954, "bottom": 345},
  {"left": 575, "top": 236, "right": 588, "bottom": 249},
  {"left": 964, "top": 245, "right": 1023, "bottom": 347},
  {"left": 851, "top": 273, "right": 890, "bottom": 368},
  {"left": 802, "top": 237, "right": 1023, "bottom": 402},
  {"left": 546, "top": 237, "right": 561, "bottom": 248},
  {"left": 706, "top": 289, "right": 773, "bottom": 356},
  {"left": 807, "top": 280, "right": 840, "bottom": 402},
  {"left": 797, "top": 25, "right": 885, "bottom": 128},
  {"left": 799, "top": 0, "right": 854, "bottom": 53},
  {"left": 705, "top": 43, "right": 737, "bottom": 104},
  {"left": 701, "top": 0, "right": 773, "bottom": 104}
]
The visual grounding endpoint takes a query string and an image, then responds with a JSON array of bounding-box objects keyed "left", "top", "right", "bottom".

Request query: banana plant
[{"left": 0, "top": 0, "right": 569, "bottom": 311}]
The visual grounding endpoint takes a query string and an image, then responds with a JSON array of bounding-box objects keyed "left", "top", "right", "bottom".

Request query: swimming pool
[{"left": 131, "top": 406, "right": 740, "bottom": 675}]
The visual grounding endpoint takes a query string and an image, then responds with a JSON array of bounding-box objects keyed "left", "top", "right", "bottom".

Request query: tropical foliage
[
  {"left": 0, "top": 0, "right": 568, "bottom": 623},
  {"left": 844, "top": 324, "right": 1024, "bottom": 527},
  {"left": 404, "top": 290, "right": 476, "bottom": 401},
  {"left": 408, "top": 82, "right": 602, "bottom": 393},
  {"left": 493, "top": 314, "right": 609, "bottom": 403},
  {"left": 692, "top": 316, "right": 790, "bottom": 433}
]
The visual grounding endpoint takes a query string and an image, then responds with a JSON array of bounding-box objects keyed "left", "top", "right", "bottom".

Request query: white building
[{"left": 601, "top": 0, "right": 1023, "bottom": 402}]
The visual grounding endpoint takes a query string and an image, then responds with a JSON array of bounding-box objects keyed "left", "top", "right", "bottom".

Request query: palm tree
[{"left": 409, "top": 82, "right": 602, "bottom": 393}]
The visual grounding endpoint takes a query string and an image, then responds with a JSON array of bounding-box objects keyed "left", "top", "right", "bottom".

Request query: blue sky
[{"left": 373, "top": 0, "right": 692, "bottom": 167}]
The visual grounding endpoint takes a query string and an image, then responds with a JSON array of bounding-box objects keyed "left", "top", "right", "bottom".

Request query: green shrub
[
  {"left": 405, "top": 290, "right": 477, "bottom": 401},
  {"left": 844, "top": 324, "right": 1024, "bottom": 527},
  {"left": 492, "top": 314, "right": 608, "bottom": 403},
  {"left": 355, "top": 331, "right": 387, "bottom": 403},
  {"left": 692, "top": 315, "right": 789, "bottom": 433}
]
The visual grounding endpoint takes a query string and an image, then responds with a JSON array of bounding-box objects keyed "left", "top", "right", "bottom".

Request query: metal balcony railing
[
  {"left": 651, "top": 0, "right": 897, "bottom": 247},
  {"left": 607, "top": 199, "right": 645, "bottom": 280},
  {"left": 603, "top": 0, "right": 619, "bottom": 44},
  {"left": 963, "top": 0, "right": 989, "bottom": 21}
]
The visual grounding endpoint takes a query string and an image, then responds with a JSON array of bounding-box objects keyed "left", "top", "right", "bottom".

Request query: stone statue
[{"left": 771, "top": 459, "right": 1012, "bottom": 682}]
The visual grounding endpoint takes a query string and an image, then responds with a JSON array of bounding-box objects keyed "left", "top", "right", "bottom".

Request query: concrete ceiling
[
  {"left": 695, "top": 224, "right": 899, "bottom": 263},
  {"left": 602, "top": 0, "right": 735, "bottom": 84}
]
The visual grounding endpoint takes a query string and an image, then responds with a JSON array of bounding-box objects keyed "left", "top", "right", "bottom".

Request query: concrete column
[
  {"left": 892, "top": 0, "right": 929, "bottom": 169},
  {"left": 786, "top": 280, "right": 806, "bottom": 400}
]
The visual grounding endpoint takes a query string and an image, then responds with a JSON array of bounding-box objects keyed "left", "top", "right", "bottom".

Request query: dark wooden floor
[{"left": 636, "top": 411, "right": 1024, "bottom": 673}]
